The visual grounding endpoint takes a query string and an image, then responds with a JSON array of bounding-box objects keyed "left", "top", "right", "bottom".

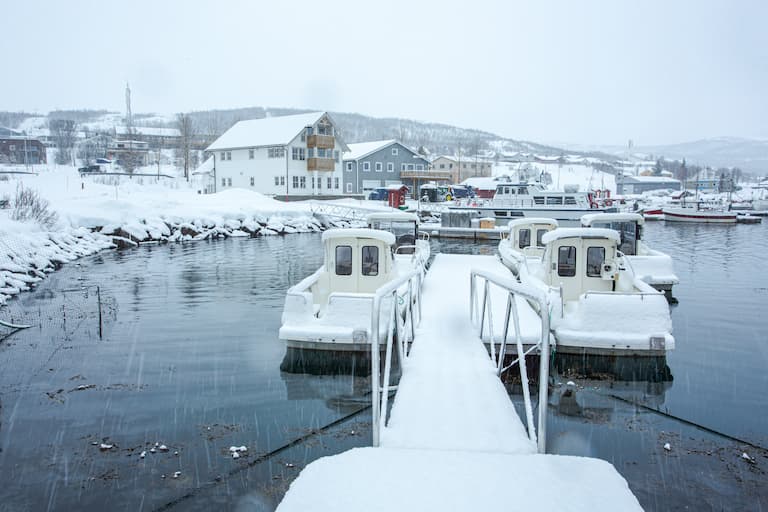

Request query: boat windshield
[
  {"left": 593, "top": 221, "right": 638, "bottom": 255},
  {"left": 371, "top": 220, "right": 417, "bottom": 253}
]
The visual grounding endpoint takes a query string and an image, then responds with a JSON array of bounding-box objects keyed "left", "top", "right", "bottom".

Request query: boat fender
[{"left": 604, "top": 199, "right": 613, "bottom": 207}]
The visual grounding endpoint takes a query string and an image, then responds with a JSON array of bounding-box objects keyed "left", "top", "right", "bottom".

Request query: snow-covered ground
[{"left": 0, "top": 165, "right": 361, "bottom": 307}]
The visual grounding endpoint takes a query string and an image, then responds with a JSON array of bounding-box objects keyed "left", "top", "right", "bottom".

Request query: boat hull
[{"left": 662, "top": 208, "right": 737, "bottom": 223}]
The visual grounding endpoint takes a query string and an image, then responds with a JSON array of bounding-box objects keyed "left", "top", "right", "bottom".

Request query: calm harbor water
[{"left": 0, "top": 221, "right": 766, "bottom": 510}]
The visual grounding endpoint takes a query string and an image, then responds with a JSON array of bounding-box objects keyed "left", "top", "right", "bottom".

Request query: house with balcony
[
  {"left": 342, "top": 140, "right": 432, "bottom": 196},
  {"left": 431, "top": 155, "right": 493, "bottom": 183},
  {"left": 204, "top": 112, "right": 348, "bottom": 199}
]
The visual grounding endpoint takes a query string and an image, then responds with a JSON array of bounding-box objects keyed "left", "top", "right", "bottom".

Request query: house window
[
  {"left": 558, "top": 246, "right": 577, "bottom": 277},
  {"left": 401, "top": 163, "right": 406, "bottom": 171},
  {"left": 221, "top": 178, "right": 226, "bottom": 187},
  {"left": 268, "top": 147, "right": 285, "bottom": 158},
  {"left": 280, "top": 176, "right": 285, "bottom": 186},
  {"left": 311, "top": 177, "right": 315, "bottom": 189},
  {"left": 334, "top": 150, "right": 340, "bottom": 162},
  {"left": 293, "top": 176, "right": 299, "bottom": 188},
  {"left": 317, "top": 177, "right": 322, "bottom": 189},
  {"left": 227, "top": 178, "right": 232, "bottom": 186},
  {"left": 449, "top": 163, "right": 453, "bottom": 168},
  {"left": 334, "top": 177, "right": 339, "bottom": 189},
  {"left": 361, "top": 246, "right": 379, "bottom": 276},
  {"left": 416, "top": 164, "right": 423, "bottom": 170},
  {"left": 346, "top": 182, "right": 352, "bottom": 193},
  {"left": 226, "top": 151, "right": 232, "bottom": 160},
  {"left": 292, "top": 147, "right": 306, "bottom": 161},
  {"left": 327, "top": 177, "right": 332, "bottom": 189},
  {"left": 407, "top": 164, "right": 414, "bottom": 170},
  {"left": 250, "top": 177, "right": 255, "bottom": 186},
  {"left": 375, "top": 162, "right": 382, "bottom": 172},
  {"left": 387, "top": 163, "right": 394, "bottom": 172},
  {"left": 440, "top": 164, "right": 445, "bottom": 169},
  {"left": 363, "top": 162, "right": 370, "bottom": 171},
  {"left": 274, "top": 177, "right": 280, "bottom": 186},
  {"left": 392, "top": 148, "right": 398, "bottom": 156},
  {"left": 335, "top": 246, "right": 352, "bottom": 276},
  {"left": 518, "top": 229, "right": 531, "bottom": 249},
  {"left": 308, "top": 148, "right": 315, "bottom": 158},
  {"left": 249, "top": 149, "right": 254, "bottom": 159},
  {"left": 346, "top": 162, "right": 353, "bottom": 171},
  {"left": 220, "top": 152, "right": 225, "bottom": 160},
  {"left": 586, "top": 247, "right": 606, "bottom": 277},
  {"left": 300, "top": 176, "right": 306, "bottom": 188}
]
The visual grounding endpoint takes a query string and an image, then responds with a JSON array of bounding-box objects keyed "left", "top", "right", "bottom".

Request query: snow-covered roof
[
  {"left": 541, "top": 228, "right": 620, "bottom": 245},
  {"left": 366, "top": 212, "right": 418, "bottom": 224},
  {"left": 623, "top": 175, "right": 680, "bottom": 183},
  {"left": 507, "top": 218, "right": 559, "bottom": 230},
  {"left": 207, "top": 112, "right": 338, "bottom": 151},
  {"left": 322, "top": 228, "right": 396, "bottom": 245},
  {"left": 343, "top": 140, "right": 395, "bottom": 161},
  {"left": 581, "top": 213, "right": 644, "bottom": 226}
]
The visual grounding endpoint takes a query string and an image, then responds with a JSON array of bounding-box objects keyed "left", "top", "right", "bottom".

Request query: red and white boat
[{"left": 662, "top": 207, "right": 737, "bottom": 224}]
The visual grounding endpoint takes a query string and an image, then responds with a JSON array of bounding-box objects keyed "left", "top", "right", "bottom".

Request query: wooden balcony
[
  {"left": 307, "top": 157, "right": 335, "bottom": 172},
  {"left": 306, "top": 134, "right": 335, "bottom": 149},
  {"left": 400, "top": 170, "right": 452, "bottom": 181}
]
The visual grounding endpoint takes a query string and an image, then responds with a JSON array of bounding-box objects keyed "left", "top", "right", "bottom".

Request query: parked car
[
  {"left": 368, "top": 187, "right": 388, "bottom": 201},
  {"left": 78, "top": 164, "right": 102, "bottom": 174}
]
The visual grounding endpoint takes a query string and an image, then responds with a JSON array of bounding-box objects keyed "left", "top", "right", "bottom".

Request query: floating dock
[{"left": 276, "top": 255, "right": 642, "bottom": 511}]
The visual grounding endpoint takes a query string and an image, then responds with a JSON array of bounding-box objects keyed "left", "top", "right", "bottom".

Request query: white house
[{"left": 205, "top": 112, "right": 349, "bottom": 199}]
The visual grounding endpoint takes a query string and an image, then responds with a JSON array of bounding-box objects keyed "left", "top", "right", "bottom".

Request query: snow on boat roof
[
  {"left": 581, "top": 213, "right": 644, "bottom": 226},
  {"left": 366, "top": 212, "right": 419, "bottom": 223},
  {"left": 322, "top": 228, "right": 396, "bottom": 245},
  {"left": 541, "top": 228, "right": 620, "bottom": 245},
  {"left": 507, "top": 217, "right": 559, "bottom": 230}
]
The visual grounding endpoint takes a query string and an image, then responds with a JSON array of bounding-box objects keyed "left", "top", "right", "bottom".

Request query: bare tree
[
  {"left": 50, "top": 118, "right": 77, "bottom": 165},
  {"left": 176, "top": 113, "right": 195, "bottom": 181}
]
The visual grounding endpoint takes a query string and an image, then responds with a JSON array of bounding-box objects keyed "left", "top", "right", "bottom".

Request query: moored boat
[
  {"left": 497, "top": 217, "right": 558, "bottom": 275},
  {"left": 662, "top": 206, "right": 737, "bottom": 223}
]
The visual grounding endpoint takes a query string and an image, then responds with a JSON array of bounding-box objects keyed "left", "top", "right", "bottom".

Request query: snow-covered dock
[{"left": 277, "top": 255, "right": 642, "bottom": 511}]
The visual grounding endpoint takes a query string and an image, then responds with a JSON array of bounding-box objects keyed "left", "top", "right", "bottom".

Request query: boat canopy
[
  {"left": 322, "top": 228, "right": 396, "bottom": 246},
  {"left": 581, "top": 213, "right": 644, "bottom": 227},
  {"left": 541, "top": 227, "right": 621, "bottom": 245},
  {"left": 507, "top": 217, "right": 559, "bottom": 230}
]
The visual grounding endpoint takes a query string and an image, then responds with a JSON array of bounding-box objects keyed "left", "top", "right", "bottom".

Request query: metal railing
[
  {"left": 370, "top": 267, "right": 423, "bottom": 446},
  {"left": 469, "top": 269, "right": 551, "bottom": 453}
]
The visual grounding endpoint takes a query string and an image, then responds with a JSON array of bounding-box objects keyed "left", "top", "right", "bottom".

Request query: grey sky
[{"left": 3, "top": 0, "right": 766, "bottom": 146}]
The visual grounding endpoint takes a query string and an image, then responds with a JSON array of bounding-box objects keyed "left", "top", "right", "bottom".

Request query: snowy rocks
[
  {"left": 663, "top": 443, "right": 671, "bottom": 452},
  {"left": 230, "top": 445, "right": 248, "bottom": 459}
]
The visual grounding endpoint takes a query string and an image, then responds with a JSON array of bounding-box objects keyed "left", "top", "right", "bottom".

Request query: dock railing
[
  {"left": 370, "top": 267, "right": 423, "bottom": 446},
  {"left": 469, "top": 269, "right": 551, "bottom": 453}
]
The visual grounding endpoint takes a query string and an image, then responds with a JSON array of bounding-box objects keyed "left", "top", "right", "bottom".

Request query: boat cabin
[
  {"left": 581, "top": 213, "right": 643, "bottom": 255},
  {"left": 494, "top": 183, "right": 593, "bottom": 208},
  {"left": 506, "top": 217, "right": 559, "bottom": 255},
  {"left": 367, "top": 212, "right": 419, "bottom": 254},
  {"left": 321, "top": 229, "right": 396, "bottom": 296},
  {"left": 540, "top": 228, "right": 621, "bottom": 301}
]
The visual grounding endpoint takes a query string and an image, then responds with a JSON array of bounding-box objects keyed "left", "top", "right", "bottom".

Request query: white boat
[
  {"left": 279, "top": 227, "right": 423, "bottom": 374},
  {"left": 449, "top": 182, "right": 614, "bottom": 223},
  {"left": 581, "top": 213, "right": 679, "bottom": 297},
  {"left": 662, "top": 206, "right": 737, "bottom": 223},
  {"left": 498, "top": 217, "right": 559, "bottom": 275},
  {"left": 517, "top": 227, "right": 674, "bottom": 356}
]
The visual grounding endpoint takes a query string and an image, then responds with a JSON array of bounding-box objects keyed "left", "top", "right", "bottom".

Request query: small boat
[
  {"left": 449, "top": 182, "right": 614, "bottom": 224},
  {"left": 581, "top": 213, "right": 678, "bottom": 297},
  {"left": 279, "top": 227, "right": 423, "bottom": 374},
  {"left": 662, "top": 206, "right": 737, "bottom": 223},
  {"left": 365, "top": 211, "right": 431, "bottom": 272},
  {"left": 516, "top": 227, "right": 674, "bottom": 356},
  {"left": 498, "top": 217, "right": 559, "bottom": 275},
  {"left": 641, "top": 207, "right": 664, "bottom": 221}
]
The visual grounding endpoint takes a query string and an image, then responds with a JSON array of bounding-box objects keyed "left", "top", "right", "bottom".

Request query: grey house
[{"left": 342, "top": 140, "right": 430, "bottom": 195}]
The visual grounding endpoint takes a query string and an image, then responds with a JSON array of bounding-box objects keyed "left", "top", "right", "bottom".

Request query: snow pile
[{"left": 0, "top": 215, "right": 113, "bottom": 306}]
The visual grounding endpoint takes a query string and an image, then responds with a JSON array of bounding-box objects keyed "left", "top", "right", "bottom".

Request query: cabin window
[
  {"left": 534, "top": 196, "right": 545, "bottom": 205},
  {"left": 518, "top": 187, "right": 527, "bottom": 195},
  {"left": 361, "top": 246, "right": 379, "bottom": 276},
  {"left": 536, "top": 229, "right": 548, "bottom": 247},
  {"left": 564, "top": 196, "right": 577, "bottom": 205},
  {"left": 586, "top": 247, "right": 605, "bottom": 277},
  {"left": 518, "top": 229, "right": 531, "bottom": 249},
  {"left": 546, "top": 196, "right": 563, "bottom": 205},
  {"left": 557, "top": 246, "right": 576, "bottom": 277},
  {"left": 335, "top": 246, "right": 352, "bottom": 276}
]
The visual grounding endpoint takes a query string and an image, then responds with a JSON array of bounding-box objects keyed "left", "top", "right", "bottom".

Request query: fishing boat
[
  {"left": 366, "top": 211, "right": 431, "bottom": 272},
  {"left": 449, "top": 182, "right": 614, "bottom": 224},
  {"left": 497, "top": 217, "right": 558, "bottom": 275},
  {"left": 517, "top": 227, "right": 674, "bottom": 356},
  {"left": 581, "top": 212, "right": 678, "bottom": 297},
  {"left": 279, "top": 227, "right": 423, "bottom": 374},
  {"left": 662, "top": 206, "right": 737, "bottom": 223}
]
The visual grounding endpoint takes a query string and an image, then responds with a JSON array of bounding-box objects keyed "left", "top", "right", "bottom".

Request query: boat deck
[{"left": 276, "top": 255, "right": 642, "bottom": 511}]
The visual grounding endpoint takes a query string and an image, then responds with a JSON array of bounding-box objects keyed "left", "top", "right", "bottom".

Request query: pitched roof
[
  {"left": 343, "top": 139, "right": 397, "bottom": 161},
  {"left": 206, "top": 112, "right": 327, "bottom": 151}
]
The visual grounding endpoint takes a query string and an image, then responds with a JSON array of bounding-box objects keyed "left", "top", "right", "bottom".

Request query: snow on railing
[
  {"left": 469, "top": 268, "right": 551, "bottom": 454},
  {"left": 370, "top": 267, "right": 423, "bottom": 447}
]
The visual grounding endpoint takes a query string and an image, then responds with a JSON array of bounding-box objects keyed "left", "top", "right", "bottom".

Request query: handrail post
[
  {"left": 371, "top": 294, "right": 381, "bottom": 447},
  {"left": 536, "top": 304, "right": 550, "bottom": 454}
]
